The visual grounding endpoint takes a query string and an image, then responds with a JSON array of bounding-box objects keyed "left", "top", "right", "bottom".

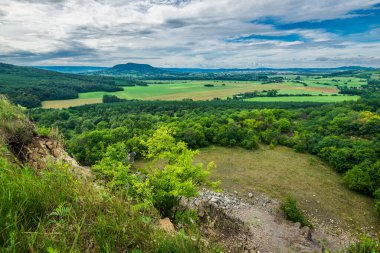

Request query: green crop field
[
  {"left": 302, "top": 77, "right": 367, "bottom": 88},
  {"left": 42, "top": 79, "right": 343, "bottom": 108}
]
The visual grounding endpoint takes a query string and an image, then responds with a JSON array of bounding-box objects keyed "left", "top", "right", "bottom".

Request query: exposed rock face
[
  {"left": 24, "top": 136, "right": 93, "bottom": 180},
  {"left": 183, "top": 190, "right": 344, "bottom": 253}
]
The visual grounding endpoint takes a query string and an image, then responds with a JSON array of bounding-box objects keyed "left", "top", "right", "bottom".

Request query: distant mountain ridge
[
  {"left": 34, "top": 66, "right": 108, "bottom": 74},
  {"left": 163, "top": 66, "right": 374, "bottom": 73},
  {"left": 34, "top": 62, "right": 375, "bottom": 75}
]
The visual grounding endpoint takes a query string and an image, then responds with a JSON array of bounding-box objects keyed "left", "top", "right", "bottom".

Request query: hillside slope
[
  {"left": 0, "top": 96, "right": 218, "bottom": 252},
  {"left": 0, "top": 63, "right": 135, "bottom": 108}
]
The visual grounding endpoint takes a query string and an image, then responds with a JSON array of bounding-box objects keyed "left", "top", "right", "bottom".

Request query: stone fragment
[
  {"left": 159, "top": 218, "right": 175, "bottom": 234},
  {"left": 52, "top": 149, "right": 60, "bottom": 158}
]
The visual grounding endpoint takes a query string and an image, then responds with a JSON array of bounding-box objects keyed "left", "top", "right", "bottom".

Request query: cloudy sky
[{"left": 1, "top": 0, "right": 380, "bottom": 68}]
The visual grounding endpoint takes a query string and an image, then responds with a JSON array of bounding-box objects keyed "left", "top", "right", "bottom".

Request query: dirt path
[{"left": 186, "top": 190, "right": 354, "bottom": 252}]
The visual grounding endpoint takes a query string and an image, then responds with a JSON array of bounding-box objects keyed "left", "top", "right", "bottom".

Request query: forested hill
[
  {"left": 96, "top": 63, "right": 169, "bottom": 76},
  {"left": 0, "top": 63, "right": 138, "bottom": 108}
]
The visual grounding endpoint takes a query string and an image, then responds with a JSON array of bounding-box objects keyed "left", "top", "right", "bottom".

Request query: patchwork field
[
  {"left": 41, "top": 79, "right": 357, "bottom": 108},
  {"left": 137, "top": 145, "right": 379, "bottom": 234}
]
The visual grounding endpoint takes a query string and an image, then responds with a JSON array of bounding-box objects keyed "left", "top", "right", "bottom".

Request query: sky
[{"left": 0, "top": 0, "right": 380, "bottom": 68}]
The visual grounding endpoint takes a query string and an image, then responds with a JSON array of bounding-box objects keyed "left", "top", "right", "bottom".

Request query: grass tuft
[{"left": 281, "top": 195, "right": 312, "bottom": 228}]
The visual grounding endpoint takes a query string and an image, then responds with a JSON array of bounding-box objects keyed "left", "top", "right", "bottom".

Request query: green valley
[{"left": 2, "top": 1, "right": 380, "bottom": 251}]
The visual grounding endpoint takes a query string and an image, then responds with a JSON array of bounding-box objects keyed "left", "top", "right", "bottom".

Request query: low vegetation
[
  {"left": 191, "top": 146, "right": 379, "bottom": 232},
  {"left": 281, "top": 195, "right": 312, "bottom": 227},
  {"left": 346, "top": 237, "right": 380, "bottom": 253},
  {"left": 0, "top": 96, "right": 221, "bottom": 252}
]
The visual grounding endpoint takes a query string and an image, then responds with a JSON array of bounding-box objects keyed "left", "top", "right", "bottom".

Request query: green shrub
[
  {"left": 346, "top": 237, "right": 380, "bottom": 253},
  {"left": 0, "top": 95, "right": 34, "bottom": 145},
  {"left": 0, "top": 152, "right": 219, "bottom": 252},
  {"left": 281, "top": 195, "right": 312, "bottom": 228},
  {"left": 344, "top": 161, "right": 379, "bottom": 195}
]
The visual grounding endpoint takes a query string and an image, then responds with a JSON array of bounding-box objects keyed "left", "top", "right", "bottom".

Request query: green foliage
[
  {"left": 0, "top": 146, "right": 219, "bottom": 252},
  {"left": 374, "top": 189, "right": 380, "bottom": 215},
  {"left": 344, "top": 161, "right": 380, "bottom": 195},
  {"left": 174, "top": 209, "right": 199, "bottom": 225},
  {"left": 281, "top": 195, "right": 312, "bottom": 228},
  {"left": 102, "top": 94, "right": 126, "bottom": 103},
  {"left": 91, "top": 127, "right": 217, "bottom": 218},
  {"left": 143, "top": 127, "right": 216, "bottom": 217},
  {"left": 0, "top": 98, "right": 221, "bottom": 252},
  {"left": 346, "top": 237, "right": 380, "bottom": 253},
  {"left": 30, "top": 97, "right": 380, "bottom": 216},
  {"left": 0, "top": 95, "right": 34, "bottom": 145}
]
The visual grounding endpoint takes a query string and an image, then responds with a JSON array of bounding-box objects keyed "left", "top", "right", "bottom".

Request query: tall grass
[
  {"left": 0, "top": 95, "right": 34, "bottom": 145},
  {"left": 0, "top": 156, "right": 219, "bottom": 252},
  {"left": 0, "top": 96, "right": 221, "bottom": 252}
]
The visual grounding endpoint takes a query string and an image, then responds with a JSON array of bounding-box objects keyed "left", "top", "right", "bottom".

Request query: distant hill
[
  {"left": 34, "top": 66, "right": 108, "bottom": 74},
  {"left": 97, "top": 63, "right": 168, "bottom": 76},
  {"left": 0, "top": 63, "right": 135, "bottom": 108}
]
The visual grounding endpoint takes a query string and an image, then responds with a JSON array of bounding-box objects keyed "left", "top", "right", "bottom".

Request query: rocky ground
[
  {"left": 183, "top": 189, "right": 355, "bottom": 252},
  {"left": 23, "top": 136, "right": 93, "bottom": 179}
]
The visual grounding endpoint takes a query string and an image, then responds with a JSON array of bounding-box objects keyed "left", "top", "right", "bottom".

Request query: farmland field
[{"left": 41, "top": 79, "right": 358, "bottom": 108}]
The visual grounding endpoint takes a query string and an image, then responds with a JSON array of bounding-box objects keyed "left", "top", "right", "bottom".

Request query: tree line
[{"left": 30, "top": 96, "right": 380, "bottom": 214}]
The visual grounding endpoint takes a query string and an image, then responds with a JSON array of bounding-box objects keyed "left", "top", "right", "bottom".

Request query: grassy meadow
[
  {"left": 195, "top": 146, "right": 380, "bottom": 233},
  {"left": 42, "top": 76, "right": 365, "bottom": 108},
  {"left": 137, "top": 145, "right": 379, "bottom": 234}
]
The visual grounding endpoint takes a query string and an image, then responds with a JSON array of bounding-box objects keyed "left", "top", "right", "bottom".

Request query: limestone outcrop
[{"left": 23, "top": 136, "right": 93, "bottom": 180}]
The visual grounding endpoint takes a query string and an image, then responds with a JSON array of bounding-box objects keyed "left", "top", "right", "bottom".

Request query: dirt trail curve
[{"left": 184, "top": 190, "right": 354, "bottom": 252}]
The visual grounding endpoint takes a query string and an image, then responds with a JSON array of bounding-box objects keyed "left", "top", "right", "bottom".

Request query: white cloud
[{"left": 0, "top": 0, "right": 379, "bottom": 67}]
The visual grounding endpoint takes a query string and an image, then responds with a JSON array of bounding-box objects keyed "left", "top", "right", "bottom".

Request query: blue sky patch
[
  {"left": 259, "top": 4, "right": 380, "bottom": 36},
  {"left": 230, "top": 33, "right": 304, "bottom": 42}
]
